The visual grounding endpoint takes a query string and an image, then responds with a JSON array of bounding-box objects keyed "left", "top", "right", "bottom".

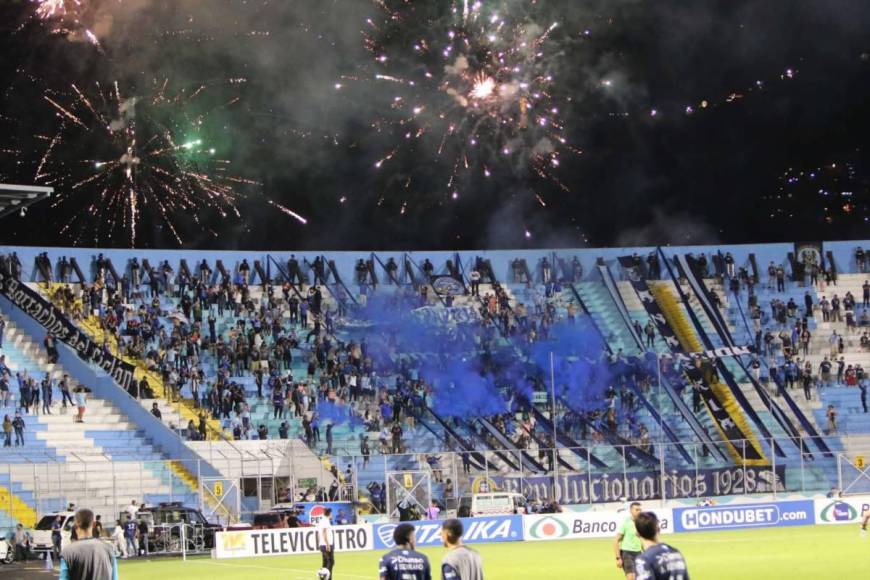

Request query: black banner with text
[{"left": 0, "top": 274, "right": 135, "bottom": 390}]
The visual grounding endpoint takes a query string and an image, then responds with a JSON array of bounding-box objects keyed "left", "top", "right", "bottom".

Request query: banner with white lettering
[
  {"left": 412, "top": 305, "right": 481, "bottom": 326},
  {"left": 373, "top": 515, "right": 523, "bottom": 550},
  {"left": 214, "top": 524, "right": 373, "bottom": 559},
  {"left": 470, "top": 464, "right": 785, "bottom": 504},
  {"left": 524, "top": 509, "right": 673, "bottom": 541},
  {"left": 0, "top": 275, "right": 135, "bottom": 390},
  {"left": 673, "top": 500, "right": 815, "bottom": 532}
]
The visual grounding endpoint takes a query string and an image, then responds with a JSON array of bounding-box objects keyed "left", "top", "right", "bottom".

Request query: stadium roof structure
[{"left": 0, "top": 183, "right": 52, "bottom": 220}]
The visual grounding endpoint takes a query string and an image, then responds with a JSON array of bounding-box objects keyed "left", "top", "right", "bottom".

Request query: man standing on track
[
  {"left": 440, "top": 518, "right": 484, "bottom": 580},
  {"left": 614, "top": 502, "right": 643, "bottom": 580},
  {"left": 318, "top": 507, "right": 334, "bottom": 578}
]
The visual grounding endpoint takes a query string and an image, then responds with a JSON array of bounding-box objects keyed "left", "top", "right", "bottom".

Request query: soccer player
[
  {"left": 633, "top": 511, "right": 689, "bottom": 580},
  {"left": 614, "top": 502, "right": 643, "bottom": 580},
  {"left": 440, "top": 518, "right": 484, "bottom": 580},
  {"left": 318, "top": 507, "right": 334, "bottom": 578},
  {"left": 379, "top": 523, "right": 431, "bottom": 580}
]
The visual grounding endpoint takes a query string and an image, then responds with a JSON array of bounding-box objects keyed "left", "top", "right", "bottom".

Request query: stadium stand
[{"left": 0, "top": 242, "right": 868, "bottom": 535}]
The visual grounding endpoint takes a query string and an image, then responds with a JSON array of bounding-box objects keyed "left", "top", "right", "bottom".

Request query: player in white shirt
[{"left": 318, "top": 507, "right": 334, "bottom": 577}]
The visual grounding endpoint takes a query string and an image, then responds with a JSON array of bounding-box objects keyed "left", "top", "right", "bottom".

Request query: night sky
[{"left": 1, "top": 0, "right": 869, "bottom": 250}]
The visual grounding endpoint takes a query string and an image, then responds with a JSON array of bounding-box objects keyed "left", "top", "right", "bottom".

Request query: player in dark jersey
[
  {"left": 441, "top": 518, "right": 484, "bottom": 580},
  {"left": 634, "top": 511, "right": 690, "bottom": 580},
  {"left": 379, "top": 523, "right": 432, "bottom": 580}
]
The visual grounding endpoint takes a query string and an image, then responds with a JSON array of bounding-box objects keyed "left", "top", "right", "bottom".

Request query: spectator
[
  {"left": 137, "top": 517, "right": 149, "bottom": 557},
  {"left": 469, "top": 268, "right": 481, "bottom": 297},
  {"left": 52, "top": 515, "right": 63, "bottom": 558},
  {"left": 12, "top": 411, "right": 24, "bottom": 446},
  {"left": 60, "top": 375, "right": 75, "bottom": 408},
  {"left": 74, "top": 387, "right": 87, "bottom": 423},
  {"left": 111, "top": 520, "right": 126, "bottom": 559},
  {"left": 2, "top": 414, "right": 11, "bottom": 447},
  {"left": 12, "top": 523, "right": 32, "bottom": 562},
  {"left": 123, "top": 516, "right": 138, "bottom": 558},
  {"left": 826, "top": 404, "right": 838, "bottom": 434},
  {"left": 644, "top": 321, "right": 656, "bottom": 349},
  {"left": 426, "top": 500, "right": 441, "bottom": 520},
  {"left": 60, "top": 509, "right": 118, "bottom": 580},
  {"left": 125, "top": 500, "right": 139, "bottom": 520}
]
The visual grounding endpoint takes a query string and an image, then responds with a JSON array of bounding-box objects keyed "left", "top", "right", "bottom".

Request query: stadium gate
[
  {"left": 386, "top": 470, "right": 432, "bottom": 521},
  {"left": 199, "top": 476, "right": 241, "bottom": 525}
]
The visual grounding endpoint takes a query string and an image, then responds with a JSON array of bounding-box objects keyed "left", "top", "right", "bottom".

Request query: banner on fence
[
  {"left": 814, "top": 496, "right": 870, "bottom": 525},
  {"left": 412, "top": 304, "right": 480, "bottom": 326},
  {"left": 373, "top": 515, "right": 523, "bottom": 550},
  {"left": 470, "top": 465, "right": 785, "bottom": 504},
  {"left": 0, "top": 275, "right": 135, "bottom": 390},
  {"left": 215, "top": 524, "right": 373, "bottom": 559},
  {"left": 673, "top": 500, "right": 814, "bottom": 532},
  {"left": 524, "top": 508, "right": 673, "bottom": 542},
  {"left": 292, "top": 502, "right": 355, "bottom": 525}
]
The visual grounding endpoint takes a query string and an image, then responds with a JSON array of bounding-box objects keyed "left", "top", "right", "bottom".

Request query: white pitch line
[{"left": 189, "top": 559, "right": 372, "bottom": 579}]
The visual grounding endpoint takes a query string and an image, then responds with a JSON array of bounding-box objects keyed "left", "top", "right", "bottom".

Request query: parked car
[
  {"left": 30, "top": 511, "right": 76, "bottom": 554},
  {"left": 0, "top": 536, "right": 14, "bottom": 564},
  {"left": 129, "top": 502, "right": 223, "bottom": 551},
  {"left": 252, "top": 507, "right": 303, "bottom": 530},
  {"left": 457, "top": 493, "right": 527, "bottom": 518}
]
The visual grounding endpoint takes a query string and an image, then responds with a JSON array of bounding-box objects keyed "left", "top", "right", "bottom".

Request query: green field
[{"left": 117, "top": 526, "right": 870, "bottom": 579}]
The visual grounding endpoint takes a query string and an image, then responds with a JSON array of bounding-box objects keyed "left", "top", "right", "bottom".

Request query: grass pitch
[{"left": 118, "top": 525, "right": 869, "bottom": 580}]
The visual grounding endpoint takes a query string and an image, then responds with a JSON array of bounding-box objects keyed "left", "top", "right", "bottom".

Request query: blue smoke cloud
[
  {"left": 341, "top": 291, "right": 628, "bottom": 421},
  {"left": 316, "top": 400, "right": 364, "bottom": 428}
]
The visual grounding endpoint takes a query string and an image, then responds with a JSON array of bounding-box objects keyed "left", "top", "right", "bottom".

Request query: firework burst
[
  {"left": 35, "top": 80, "right": 256, "bottom": 246},
  {"left": 31, "top": 0, "right": 103, "bottom": 47},
  {"left": 34, "top": 0, "right": 81, "bottom": 20},
  {"left": 344, "top": 0, "right": 578, "bottom": 205}
]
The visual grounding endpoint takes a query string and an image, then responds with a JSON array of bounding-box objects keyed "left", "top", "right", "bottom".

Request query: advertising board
[
  {"left": 814, "top": 496, "right": 870, "bottom": 525},
  {"left": 215, "top": 524, "right": 372, "bottom": 559},
  {"left": 673, "top": 500, "right": 814, "bottom": 532},
  {"left": 524, "top": 509, "right": 673, "bottom": 542},
  {"left": 373, "top": 515, "right": 523, "bottom": 550},
  {"left": 293, "top": 502, "right": 355, "bottom": 525}
]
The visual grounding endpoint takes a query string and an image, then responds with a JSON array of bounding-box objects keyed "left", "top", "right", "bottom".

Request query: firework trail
[
  {"left": 343, "top": 0, "right": 578, "bottom": 205},
  {"left": 35, "top": 80, "right": 255, "bottom": 246},
  {"left": 267, "top": 199, "right": 308, "bottom": 225}
]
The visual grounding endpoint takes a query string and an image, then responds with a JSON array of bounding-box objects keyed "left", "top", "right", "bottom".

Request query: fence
[{"left": 1, "top": 434, "right": 868, "bottom": 529}]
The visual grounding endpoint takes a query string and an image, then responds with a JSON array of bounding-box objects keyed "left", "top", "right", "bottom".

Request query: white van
[
  {"left": 30, "top": 511, "right": 76, "bottom": 554},
  {"left": 457, "top": 493, "right": 527, "bottom": 517}
]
